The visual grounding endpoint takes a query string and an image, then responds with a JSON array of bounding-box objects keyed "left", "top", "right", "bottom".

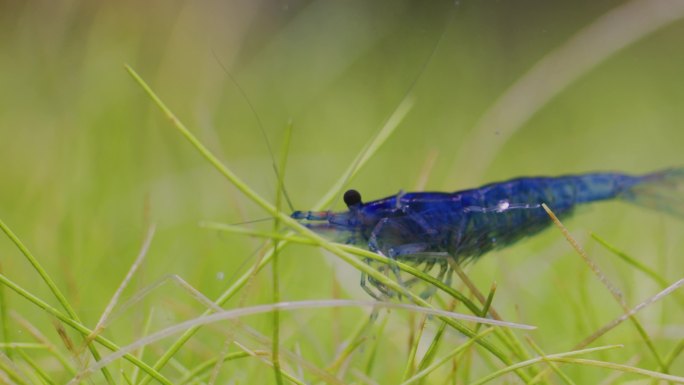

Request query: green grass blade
[
  {"left": 0, "top": 352, "right": 32, "bottom": 385},
  {"left": 525, "top": 337, "right": 576, "bottom": 385},
  {"left": 548, "top": 358, "right": 684, "bottom": 384},
  {"left": 202, "top": 221, "right": 487, "bottom": 316},
  {"left": 314, "top": 96, "right": 413, "bottom": 208},
  {"left": 0, "top": 263, "right": 10, "bottom": 360},
  {"left": 401, "top": 312, "right": 428, "bottom": 381},
  {"left": 468, "top": 345, "right": 623, "bottom": 385},
  {"left": 592, "top": 232, "right": 684, "bottom": 310},
  {"left": 130, "top": 308, "right": 156, "bottom": 385},
  {"left": 663, "top": 339, "right": 684, "bottom": 375},
  {"left": 178, "top": 352, "right": 255, "bottom": 385},
  {"left": 0, "top": 218, "right": 115, "bottom": 385},
  {"left": 271, "top": 121, "right": 292, "bottom": 385},
  {"left": 0, "top": 273, "right": 173, "bottom": 385},
  {"left": 591, "top": 233, "right": 669, "bottom": 287},
  {"left": 16, "top": 349, "right": 56, "bottom": 385},
  {"left": 326, "top": 312, "right": 373, "bottom": 374},
  {"left": 401, "top": 328, "right": 496, "bottom": 385},
  {"left": 11, "top": 312, "right": 76, "bottom": 377}
]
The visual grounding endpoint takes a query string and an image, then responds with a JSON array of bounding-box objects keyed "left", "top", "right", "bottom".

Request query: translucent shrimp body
[{"left": 292, "top": 168, "right": 684, "bottom": 297}]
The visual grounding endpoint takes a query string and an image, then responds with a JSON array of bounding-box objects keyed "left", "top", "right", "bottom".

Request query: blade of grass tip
[
  {"left": 126, "top": 65, "right": 276, "bottom": 216},
  {"left": 271, "top": 121, "right": 292, "bottom": 385},
  {"left": 330, "top": 331, "right": 367, "bottom": 375},
  {"left": 591, "top": 233, "right": 668, "bottom": 287},
  {"left": 318, "top": 94, "right": 414, "bottom": 207},
  {"left": 127, "top": 65, "right": 533, "bottom": 383},
  {"left": 591, "top": 233, "right": 684, "bottom": 309},
  {"left": 314, "top": 90, "right": 410, "bottom": 210},
  {"left": 326, "top": 316, "right": 372, "bottom": 374},
  {"left": 400, "top": 328, "right": 496, "bottom": 385},
  {"left": 468, "top": 345, "right": 623, "bottom": 385},
  {"left": 401, "top": 311, "right": 429, "bottom": 381},
  {"left": 455, "top": 284, "right": 496, "bottom": 385},
  {"left": 0, "top": 218, "right": 116, "bottom": 385},
  {"left": 541, "top": 203, "right": 668, "bottom": 371},
  {"left": 525, "top": 336, "right": 576, "bottom": 385},
  {"left": 477, "top": 283, "right": 497, "bottom": 333},
  {"left": 547, "top": 358, "right": 684, "bottom": 384},
  {"left": 0, "top": 263, "right": 10, "bottom": 360},
  {"left": 0, "top": 273, "right": 173, "bottom": 385},
  {"left": 415, "top": 301, "right": 455, "bottom": 374},
  {"left": 87, "top": 224, "right": 156, "bottom": 345},
  {"left": 427, "top": 283, "right": 498, "bottom": 382},
  {"left": 321, "top": 7, "right": 451, "bottom": 207},
  {"left": 363, "top": 312, "right": 388, "bottom": 378}
]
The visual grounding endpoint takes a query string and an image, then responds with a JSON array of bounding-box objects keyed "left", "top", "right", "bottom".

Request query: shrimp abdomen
[{"left": 447, "top": 172, "right": 642, "bottom": 260}]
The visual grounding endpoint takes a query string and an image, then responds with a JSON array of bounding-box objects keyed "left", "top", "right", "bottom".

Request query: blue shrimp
[{"left": 292, "top": 168, "right": 684, "bottom": 298}]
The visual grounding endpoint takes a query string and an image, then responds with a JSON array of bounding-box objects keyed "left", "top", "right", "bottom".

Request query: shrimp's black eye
[{"left": 343, "top": 189, "right": 362, "bottom": 207}]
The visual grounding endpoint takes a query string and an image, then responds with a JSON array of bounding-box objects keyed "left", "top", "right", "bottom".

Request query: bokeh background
[{"left": 1, "top": 0, "right": 683, "bottom": 383}]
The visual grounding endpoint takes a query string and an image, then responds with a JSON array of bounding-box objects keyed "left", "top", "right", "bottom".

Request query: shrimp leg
[{"left": 365, "top": 205, "right": 441, "bottom": 297}]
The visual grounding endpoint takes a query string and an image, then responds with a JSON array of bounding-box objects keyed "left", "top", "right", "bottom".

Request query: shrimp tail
[{"left": 620, "top": 167, "right": 684, "bottom": 218}]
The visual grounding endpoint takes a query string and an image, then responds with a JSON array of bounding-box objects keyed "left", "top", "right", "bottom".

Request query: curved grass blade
[
  {"left": 448, "top": 0, "right": 684, "bottom": 185},
  {"left": 468, "top": 345, "right": 623, "bottom": 385},
  {"left": 72, "top": 298, "right": 535, "bottom": 383},
  {"left": 544, "top": 358, "right": 684, "bottom": 384}
]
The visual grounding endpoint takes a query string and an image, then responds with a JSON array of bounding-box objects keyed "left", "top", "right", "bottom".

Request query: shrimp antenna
[
  {"left": 230, "top": 217, "right": 275, "bottom": 226},
  {"left": 212, "top": 50, "right": 296, "bottom": 212},
  {"left": 335, "top": 7, "right": 455, "bottom": 206}
]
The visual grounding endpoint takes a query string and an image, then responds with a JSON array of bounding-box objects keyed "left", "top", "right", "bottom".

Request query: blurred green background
[{"left": 1, "top": 0, "right": 683, "bottom": 383}]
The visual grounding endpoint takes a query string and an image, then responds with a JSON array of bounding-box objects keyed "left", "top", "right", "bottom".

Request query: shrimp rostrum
[{"left": 292, "top": 168, "right": 684, "bottom": 298}]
